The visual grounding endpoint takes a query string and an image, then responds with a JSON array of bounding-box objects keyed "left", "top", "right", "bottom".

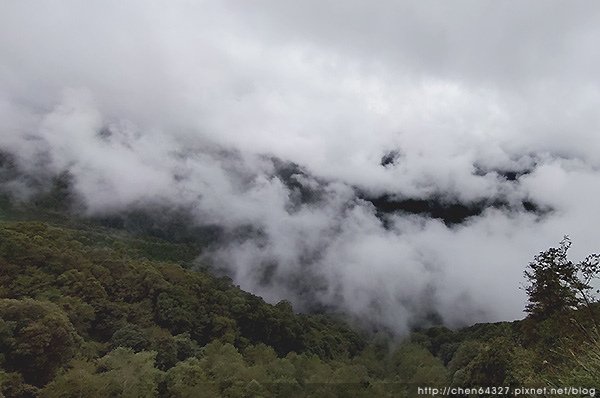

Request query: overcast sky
[{"left": 2, "top": 0, "right": 600, "bottom": 333}]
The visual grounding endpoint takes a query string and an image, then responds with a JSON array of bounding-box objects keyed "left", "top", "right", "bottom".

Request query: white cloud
[{"left": 1, "top": 0, "right": 599, "bottom": 333}]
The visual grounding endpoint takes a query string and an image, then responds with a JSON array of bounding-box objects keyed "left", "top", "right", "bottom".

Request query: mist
[{"left": 1, "top": 0, "right": 600, "bottom": 334}]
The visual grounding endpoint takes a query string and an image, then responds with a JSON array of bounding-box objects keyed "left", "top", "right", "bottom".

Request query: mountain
[{"left": 0, "top": 196, "right": 597, "bottom": 397}]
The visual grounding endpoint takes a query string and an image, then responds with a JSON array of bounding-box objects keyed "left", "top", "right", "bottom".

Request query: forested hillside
[{"left": 0, "top": 198, "right": 598, "bottom": 397}]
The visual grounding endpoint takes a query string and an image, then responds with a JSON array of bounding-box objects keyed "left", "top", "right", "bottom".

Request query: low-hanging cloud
[{"left": 1, "top": 0, "right": 600, "bottom": 334}]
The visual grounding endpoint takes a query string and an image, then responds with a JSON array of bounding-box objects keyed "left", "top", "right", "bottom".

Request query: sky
[{"left": 1, "top": 0, "right": 600, "bottom": 334}]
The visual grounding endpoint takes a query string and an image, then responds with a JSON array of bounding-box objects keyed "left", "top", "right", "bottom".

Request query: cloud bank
[{"left": 1, "top": 0, "right": 600, "bottom": 334}]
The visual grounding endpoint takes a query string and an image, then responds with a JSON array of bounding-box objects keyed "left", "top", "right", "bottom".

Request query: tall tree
[{"left": 523, "top": 237, "right": 599, "bottom": 320}]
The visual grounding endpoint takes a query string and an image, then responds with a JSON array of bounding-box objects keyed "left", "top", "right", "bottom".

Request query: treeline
[
  {"left": 0, "top": 201, "right": 598, "bottom": 396},
  {"left": 0, "top": 221, "right": 370, "bottom": 395}
]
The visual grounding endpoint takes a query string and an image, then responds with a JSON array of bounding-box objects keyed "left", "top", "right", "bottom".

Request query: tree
[
  {"left": 163, "top": 357, "right": 219, "bottom": 398},
  {"left": 42, "top": 349, "right": 161, "bottom": 398},
  {"left": 110, "top": 323, "right": 150, "bottom": 352},
  {"left": 523, "top": 237, "right": 599, "bottom": 320},
  {"left": 0, "top": 299, "right": 81, "bottom": 386}
]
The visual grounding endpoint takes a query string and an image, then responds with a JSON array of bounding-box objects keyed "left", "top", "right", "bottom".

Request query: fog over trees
[
  {"left": 2, "top": 1, "right": 600, "bottom": 334},
  {"left": 1, "top": 1, "right": 600, "bottom": 395}
]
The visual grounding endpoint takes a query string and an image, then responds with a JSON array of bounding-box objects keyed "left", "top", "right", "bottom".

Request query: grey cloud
[{"left": 1, "top": 1, "right": 599, "bottom": 334}]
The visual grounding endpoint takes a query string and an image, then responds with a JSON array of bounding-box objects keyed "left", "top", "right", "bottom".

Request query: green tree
[
  {"left": 110, "top": 323, "right": 150, "bottom": 352},
  {"left": 95, "top": 348, "right": 161, "bottom": 398},
  {"left": 39, "top": 360, "right": 105, "bottom": 398},
  {"left": 164, "top": 357, "right": 220, "bottom": 398},
  {"left": 524, "top": 237, "right": 591, "bottom": 319},
  {"left": 0, "top": 299, "right": 81, "bottom": 385},
  {"left": 42, "top": 349, "right": 161, "bottom": 398},
  {"left": 390, "top": 343, "right": 447, "bottom": 384},
  {"left": 0, "top": 370, "right": 39, "bottom": 398}
]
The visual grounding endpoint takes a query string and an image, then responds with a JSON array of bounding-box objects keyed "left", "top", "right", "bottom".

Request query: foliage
[
  {"left": 0, "top": 299, "right": 81, "bottom": 386},
  {"left": 524, "top": 237, "right": 600, "bottom": 320},
  {"left": 0, "top": 195, "right": 598, "bottom": 395},
  {"left": 41, "top": 349, "right": 161, "bottom": 398}
]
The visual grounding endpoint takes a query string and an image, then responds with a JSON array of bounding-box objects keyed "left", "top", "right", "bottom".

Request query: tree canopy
[{"left": 0, "top": 198, "right": 598, "bottom": 396}]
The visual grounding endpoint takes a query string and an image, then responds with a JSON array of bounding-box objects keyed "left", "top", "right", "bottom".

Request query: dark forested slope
[{"left": 0, "top": 198, "right": 598, "bottom": 397}]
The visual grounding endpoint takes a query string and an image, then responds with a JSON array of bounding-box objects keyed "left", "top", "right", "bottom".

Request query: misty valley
[
  {"left": 0, "top": 167, "right": 598, "bottom": 397},
  {"left": 2, "top": 1, "right": 600, "bottom": 396}
]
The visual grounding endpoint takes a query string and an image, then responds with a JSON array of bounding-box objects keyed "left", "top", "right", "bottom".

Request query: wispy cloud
[{"left": 1, "top": 0, "right": 599, "bottom": 333}]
